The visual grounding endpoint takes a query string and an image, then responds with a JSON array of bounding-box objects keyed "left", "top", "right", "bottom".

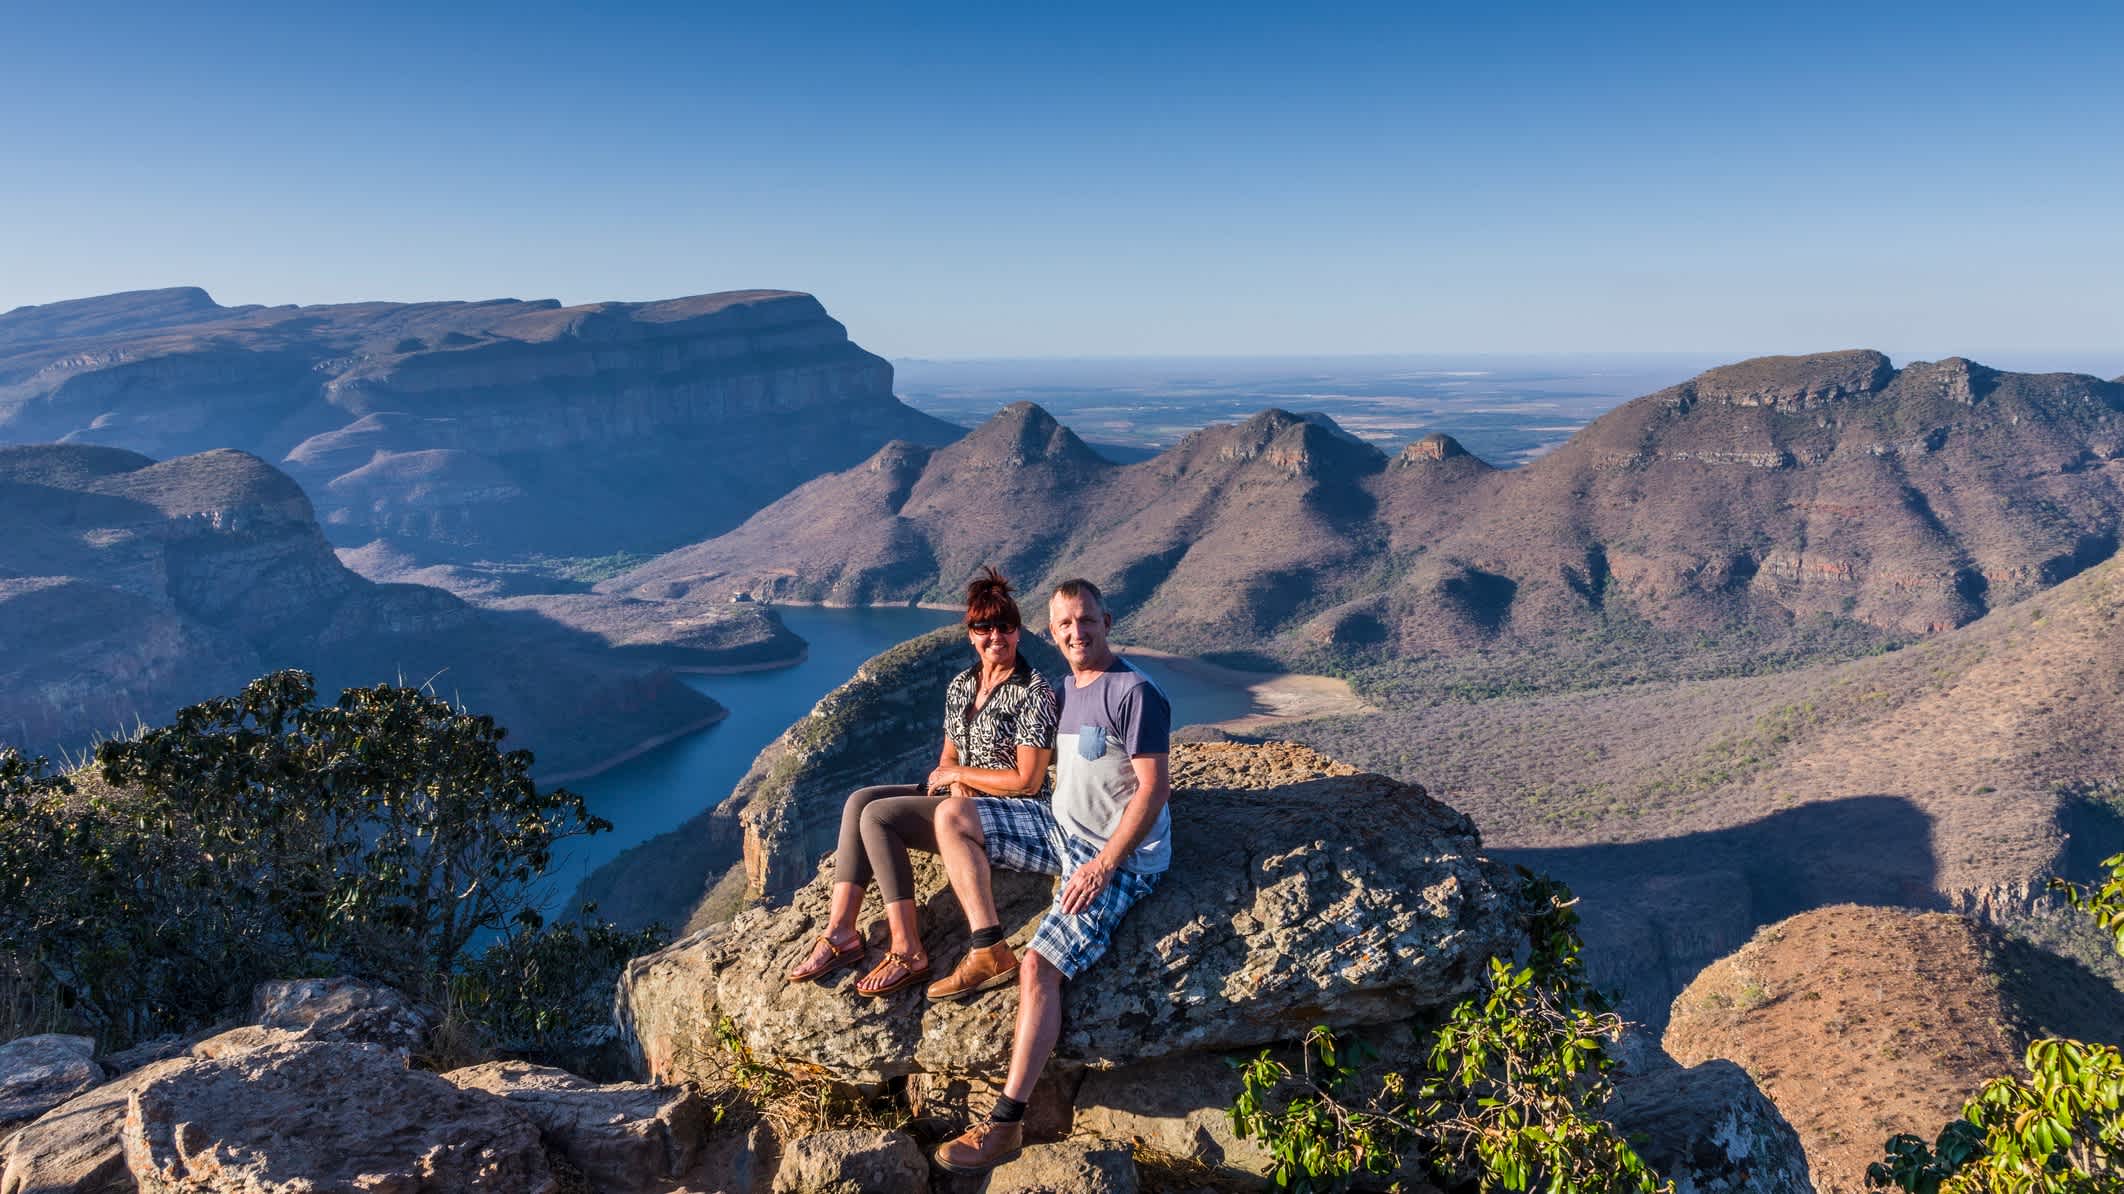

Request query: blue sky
[{"left": 3, "top": 2, "right": 2120, "bottom": 358}]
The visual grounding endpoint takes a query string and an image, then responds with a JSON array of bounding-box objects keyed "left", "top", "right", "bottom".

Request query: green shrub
[
  {"left": 1226, "top": 869, "right": 1670, "bottom": 1192},
  {"left": 451, "top": 912, "right": 667, "bottom": 1060},
  {"left": 0, "top": 670, "right": 615, "bottom": 1048}
]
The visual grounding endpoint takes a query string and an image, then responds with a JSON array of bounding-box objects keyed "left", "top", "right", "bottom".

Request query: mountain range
[
  {"left": 606, "top": 351, "right": 2124, "bottom": 694},
  {"left": 0, "top": 287, "right": 959, "bottom": 571}
]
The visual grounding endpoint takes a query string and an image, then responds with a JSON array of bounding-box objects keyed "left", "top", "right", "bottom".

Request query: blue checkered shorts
[{"left": 971, "top": 797, "right": 1160, "bottom": 979}]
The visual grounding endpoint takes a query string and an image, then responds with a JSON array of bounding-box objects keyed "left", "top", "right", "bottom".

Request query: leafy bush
[
  {"left": 452, "top": 913, "right": 667, "bottom": 1059},
  {"left": 1226, "top": 869, "right": 1670, "bottom": 1192},
  {"left": 0, "top": 670, "right": 613, "bottom": 1047}
]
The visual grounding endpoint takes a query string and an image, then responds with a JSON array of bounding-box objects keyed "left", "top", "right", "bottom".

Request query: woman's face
[{"left": 967, "top": 617, "right": 1020, "bottom": 668}]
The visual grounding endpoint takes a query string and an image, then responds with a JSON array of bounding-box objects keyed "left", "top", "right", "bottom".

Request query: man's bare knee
[{"left": 1020, "top": 951, "right": 1061, "bottom": 991}]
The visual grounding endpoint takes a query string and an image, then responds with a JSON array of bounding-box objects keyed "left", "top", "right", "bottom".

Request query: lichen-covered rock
[
  {"left": 0, "top": 1035, "right": 101, "bottom": 1130},
  {"left": 619, "top": 743, "right": 1516, "bottom": 1090},
  {"left": 0, "top": 1057, "right": 189, "bottom": 1194},
  {"left": 249, "top": 976, "right": 434, "bottom": 1054},
  {"left": 120, "top": 1040, "right": 553, "bottom": 1193},
  {"left": 1604, "top": 1058, "right": 1813, "bottom": 1193},
  {"left": 767, "top": 1130, "right": 924, "bottom": 1194},
  {"left": 983, "top": 1137, "right": 1139, "bottom": 1194},
  {"left": 443, "top": 1061, "right": 709, "bottom": 1193}
]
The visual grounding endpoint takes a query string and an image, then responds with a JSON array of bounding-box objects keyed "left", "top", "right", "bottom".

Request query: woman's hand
[
  {"left": 1060, "top": 857, "right": 1112, "bottom": 915},
  {"left": 926, "top": 765, "right": 960, "bottom": 795}
]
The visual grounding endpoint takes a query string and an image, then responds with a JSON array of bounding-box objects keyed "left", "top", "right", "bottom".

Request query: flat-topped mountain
[
  {"left": 0, "top": 286, "right": 959, "bottom": 567},
  {"left": 0, "top": 442, "right": 776, "bottom": 778},
  {"left": 608, "top": 351, "right": 2124, "bottom": 684}
]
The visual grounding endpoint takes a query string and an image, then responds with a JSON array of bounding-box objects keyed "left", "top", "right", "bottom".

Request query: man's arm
[{"left": 1059, "top": 752, "right": 1169, "bottom": 914}]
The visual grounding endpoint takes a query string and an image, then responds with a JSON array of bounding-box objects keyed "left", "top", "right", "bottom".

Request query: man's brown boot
[
  {"left": 932, "top": 1119, "right": 1024, "bottom": 1174},
  {"left": 925, "top": 941, "right": 1017, "bottom": 1000}
]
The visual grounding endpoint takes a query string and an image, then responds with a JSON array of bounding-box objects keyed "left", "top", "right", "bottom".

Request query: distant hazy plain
[{"left": 893, "top": 354, "right": 1731, "bottom": 467}]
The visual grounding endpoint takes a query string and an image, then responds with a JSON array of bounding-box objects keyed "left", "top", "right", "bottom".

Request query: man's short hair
[{"left": 1051, "top": 577, "right": 1105, "bottom": 611}]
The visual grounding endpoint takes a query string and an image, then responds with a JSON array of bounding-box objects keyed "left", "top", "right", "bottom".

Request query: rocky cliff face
[
  {"left": 0, "top": 287, "right": 960, "bottom": 567},
  {"left": 0, "top": 444, "right": 731, "bottom": 779}
]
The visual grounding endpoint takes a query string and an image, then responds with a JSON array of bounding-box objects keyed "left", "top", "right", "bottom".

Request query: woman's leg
[
  {"left": 854, "top": 791, "right": 948, "bottom": 992},
  {"left": 792, "top": 784, "right": 916, "bottom": 980}
]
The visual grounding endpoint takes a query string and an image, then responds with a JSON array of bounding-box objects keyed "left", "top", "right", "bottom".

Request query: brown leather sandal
[
  {"left": 786, "top": 933, "right": 864, "bottom": 984},
  {"left": 854, "top": 951, "right": 932, "bottom": 998}
]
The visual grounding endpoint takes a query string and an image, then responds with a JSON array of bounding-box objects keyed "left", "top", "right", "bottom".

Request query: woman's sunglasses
[{"left": 967, "top": 619, "right": 1018, "bottom": 633}]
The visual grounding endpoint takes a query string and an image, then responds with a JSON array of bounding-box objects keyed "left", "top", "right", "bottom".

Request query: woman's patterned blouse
[{"left": 944, "top": 658, "right": 1060, "bottom": 780}]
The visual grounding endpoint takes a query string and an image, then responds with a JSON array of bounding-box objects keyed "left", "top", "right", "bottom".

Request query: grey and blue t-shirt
[{"left": 1053, "top": 657, "right": 1173, "bottom": 875}]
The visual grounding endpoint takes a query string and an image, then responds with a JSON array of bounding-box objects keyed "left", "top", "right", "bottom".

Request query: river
[{"left": 548, "top": 606, "right": 1280, "bottom": 904}]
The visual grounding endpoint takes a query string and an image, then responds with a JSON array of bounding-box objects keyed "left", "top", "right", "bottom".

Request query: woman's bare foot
[
  {"left": 786, "top": 928, "right": 864, "bottom": 983},
  {"left": 854, "top": 949, "right": 931, "bottom": 997}
]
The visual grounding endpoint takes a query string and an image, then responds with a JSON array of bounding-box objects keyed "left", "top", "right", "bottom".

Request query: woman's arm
[{"left": 929, "top": 744, "right": 1051, "bottom": 797}]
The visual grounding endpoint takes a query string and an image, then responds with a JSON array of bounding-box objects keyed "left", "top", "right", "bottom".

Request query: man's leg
[{"left": 1003, "top": 950, "right": 1064, "bottom": 1101}]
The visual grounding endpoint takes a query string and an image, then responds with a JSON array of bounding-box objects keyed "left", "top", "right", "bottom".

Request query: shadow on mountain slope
[{"left": 1505, "top": 794, "right": 1939, "bottom": 1029}]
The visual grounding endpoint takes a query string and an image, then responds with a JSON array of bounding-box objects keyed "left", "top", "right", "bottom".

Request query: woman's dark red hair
[{"left": 964, "top": 566, "right": 1021, "bottom": 630}]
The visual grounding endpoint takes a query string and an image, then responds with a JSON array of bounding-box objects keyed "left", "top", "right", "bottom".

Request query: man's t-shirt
[{"left": 1053, "top": 657, "right": 1172, "bottom": 875}]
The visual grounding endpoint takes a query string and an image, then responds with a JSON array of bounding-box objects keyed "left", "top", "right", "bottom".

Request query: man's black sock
[
  {"left": 969, "top": 925, "right": 1003, "bottom": 949},
  {"left": 989, "top": 1096, "right": 1027, "bottom": 1123}
]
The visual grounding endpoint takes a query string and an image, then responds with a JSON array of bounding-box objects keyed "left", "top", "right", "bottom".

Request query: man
[{"left": 926, "top": 577, "right": 1172, "bottom": 1174}]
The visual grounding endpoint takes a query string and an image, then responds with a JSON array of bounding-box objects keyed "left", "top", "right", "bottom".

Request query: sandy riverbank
[{"left": 1116, "top": 645, "right": 1375, "bottom": 729}]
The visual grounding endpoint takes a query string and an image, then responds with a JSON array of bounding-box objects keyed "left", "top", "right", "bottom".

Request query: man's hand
[{"left": 1060, "top": 857, "right": 1113, "bottom": 915}]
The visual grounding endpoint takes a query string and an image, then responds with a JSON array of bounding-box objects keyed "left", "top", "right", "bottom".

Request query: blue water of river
[{"left": 550, "top": 606, "right": 1268, "bottom": 904}]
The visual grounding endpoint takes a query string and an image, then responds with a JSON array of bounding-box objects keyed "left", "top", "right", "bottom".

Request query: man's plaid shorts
[{"left": 970, "top": 796, "right": 1159, "bottom": 979}]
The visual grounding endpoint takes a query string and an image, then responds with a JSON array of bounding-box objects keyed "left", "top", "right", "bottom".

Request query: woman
[{"left": 785, "top": 566, "right": 1057, "bottom": 996}]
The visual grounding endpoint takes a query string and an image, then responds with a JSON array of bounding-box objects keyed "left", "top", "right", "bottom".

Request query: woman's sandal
[
  {"left": 786, "top": 933, "right": 864, "bottom": 984},
  {"left": 854, "top": 951, "right": 932, "bottom": 998}
]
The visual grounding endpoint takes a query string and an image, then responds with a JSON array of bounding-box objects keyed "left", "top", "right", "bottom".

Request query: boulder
[
  {"left": 0, "top": 1058, "right": 189, "bottom": 1194},
  {"left": 120, "top": 1040, "right": 554, "bottom": 1193},
  {"left": 1070, "top": 1052, "right": 1274, "bottom": 1180},
  {"left": 0, "top": 1036, "right": 101, "bottom": 1131},
  {"left": 1603, "top": 1057, "right": 1813, "bottom": 1193},
  {"left": 767, "top": 1129, "right": 924, "bottom": 1194},
  {"left": 982, "top": 1137, "right": 1139, "bottom": 1194},
  {"left": 619, "top": 743, "right": 1517, "bottom": 1089},
  {"left": 443, "top": 1060, "right": 711, "bottom": 1192},
  {"left": 248, "top": 976, "right": 434, "bottom": 1054}
]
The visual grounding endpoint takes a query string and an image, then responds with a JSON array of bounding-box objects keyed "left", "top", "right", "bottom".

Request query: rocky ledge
[{"left": 615, "top": 742, "right": 1810, "bottom": 1189}]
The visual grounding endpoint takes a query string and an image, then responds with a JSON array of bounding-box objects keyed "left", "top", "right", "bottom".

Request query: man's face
[{"left": 1048, "top": 592, "right": 1112, "bottom": 667}]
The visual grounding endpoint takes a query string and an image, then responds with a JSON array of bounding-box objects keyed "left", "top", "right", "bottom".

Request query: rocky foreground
[
  {"left": 0, "top": 744, "right": 1813, "bottom": 1192},
  {"left": 615, "top": 742, "right": 1812, "bottom": 1191}
]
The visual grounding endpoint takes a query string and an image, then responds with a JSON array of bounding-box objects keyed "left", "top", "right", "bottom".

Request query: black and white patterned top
[{"left": 944, "top": 658, "right": 1060, "bottom": 777}]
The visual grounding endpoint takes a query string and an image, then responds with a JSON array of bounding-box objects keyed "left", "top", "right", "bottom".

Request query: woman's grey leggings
[{"left": 833, "top": 784, "right": 948, "bottom": 904}]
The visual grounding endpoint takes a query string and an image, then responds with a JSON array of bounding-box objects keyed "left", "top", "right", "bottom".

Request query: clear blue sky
[{"left": 3, "top": 2, "right": 2119, "bottom": 358}]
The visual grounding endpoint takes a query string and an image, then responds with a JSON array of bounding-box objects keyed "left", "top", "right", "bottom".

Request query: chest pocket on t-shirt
[{"left": 1076, "top": 725, "right": 1107, "bottom": 761}]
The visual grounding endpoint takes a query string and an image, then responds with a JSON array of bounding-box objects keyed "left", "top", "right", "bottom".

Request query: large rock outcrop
[
  {"left": 1, "top": 978, "right": 720, "bottom": 1194},
  {"left": 0, "top": 443, "right": 724, "bottom": 777},
  {"left": 0, "top": 287, "right": 961, "bottom": 567},
  {"left": 617, "top": 742, "right": 1519, "bottom": 1088},
  {"left": 121, "top": 1041, "right": 556, "bottom": 1193}
]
